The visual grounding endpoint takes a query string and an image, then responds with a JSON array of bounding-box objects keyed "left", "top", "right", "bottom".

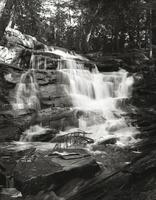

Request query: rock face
[
  {"left": 0, "top": 161, "right": 6, "bottom": 187},
  {"left": 14, "top": 150, "right": 101, "bottom": 195},
  {"left": 86, "top": 49, "right": 152, "bottom": 73},
  {"left": 0, "top": 29, "right": 92, "bottom": 143},
  {"left": 7, "top": 69, "right": 71, "bottom": 109},
  {"left": 0, "top": 27, "right": 91, "bottom": 106},
  {"left": 0, "top": 107, "right": 82, "bottom": 142}
]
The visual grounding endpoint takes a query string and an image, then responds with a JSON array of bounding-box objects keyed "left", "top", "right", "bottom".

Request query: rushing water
[
  {"left": 20, "top": 125, "right": 51, "bottom": 142},
  {"left": 56, "top": 57, "right": 138, "bottom": 147},
  {"left": 11, "top": 49, "right": 139, "bottom": 148},
  {"left": 13, "top": 69, "right": 40, "bottom": 110}
]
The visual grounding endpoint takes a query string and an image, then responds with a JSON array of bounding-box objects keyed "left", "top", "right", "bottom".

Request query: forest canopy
[{"left": 0, "top": 0, "right": 156, "bottom": 55}]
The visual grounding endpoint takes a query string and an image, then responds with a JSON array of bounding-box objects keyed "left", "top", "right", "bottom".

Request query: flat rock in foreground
[{"left": 14, "top": 150, "right": 101, "bottom": 195}]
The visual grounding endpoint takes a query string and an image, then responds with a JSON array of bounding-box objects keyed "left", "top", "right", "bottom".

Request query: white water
[
  {"left": 13, "top": 69, "right": 40, "bottom": 110},
  {"left": 57, "top": 58, "right": 138, "bottom": 147},
  {"left": 12, "top": 49, "right": 139, "bottom": 147},
  {"left": 29, "top": 46, "right": 89, "bottom": 70},
  {"left": 20, "top": 125, "right": 50, "bottom": 142}
]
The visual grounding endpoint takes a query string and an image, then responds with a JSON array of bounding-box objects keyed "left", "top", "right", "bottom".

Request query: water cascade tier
[
  {"left": 13, "top": 69, "right": 40, "bottom": 110},
  {"left": 56, "top": 57, "right": 138, "bottom": 147},
  {"left": 12, "top": 48, "right": 139, "bottom": 147}
]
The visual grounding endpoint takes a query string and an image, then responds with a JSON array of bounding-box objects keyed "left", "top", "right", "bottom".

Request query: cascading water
[
  {"left": 13, "top": 69, "right": 40, "bottom": 110},
  {"left": 12, "top": 48, "right": 138, "bottom": 147},
  {"left": 20, "top": 125, "right": 51, "bottom": 142},
  {"left": 57, "top": 58, "right": 138, "bottom": 147}
]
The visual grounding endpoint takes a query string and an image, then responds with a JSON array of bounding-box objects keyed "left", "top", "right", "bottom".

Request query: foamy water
[
  {"left": 20, "top": 125, "right": 51, "bottom": 142},
  {"left": 11, "top": 49, "right": 139, "bottom": 148},
  {"left": 12, "top": 69, "right": 40, "bottom": 110},
  {"left": 56, "top": 57, "right": 139, "bottom": 147}
]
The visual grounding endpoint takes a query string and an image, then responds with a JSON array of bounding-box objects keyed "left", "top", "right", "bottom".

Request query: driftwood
[{"left": 51, "top": 130, "right": 94, "bottom": 148}]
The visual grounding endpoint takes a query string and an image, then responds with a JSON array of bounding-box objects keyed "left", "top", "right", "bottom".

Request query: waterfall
[
  {"left": 57, "top": 60, "right": 133, "bottom": 113},
  {"left": 20, "top": 125, "right": 50, "bottom": 142},
  {"left": 13, "top": 48, "right": 138, "bottom": 147},
  {"left": 13, "top": 69, "right": 40, "bottom": 110},
  {"left": 57, "top": 58, "right": 138, "bottom": 146}
]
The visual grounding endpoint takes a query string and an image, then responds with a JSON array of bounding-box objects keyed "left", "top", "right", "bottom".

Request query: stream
[
  {"left": 1, "top": 46, "right": 155, "bottom": 200},
  {"left": 11, "top": 50, "right": 139, "bottom": 147}
]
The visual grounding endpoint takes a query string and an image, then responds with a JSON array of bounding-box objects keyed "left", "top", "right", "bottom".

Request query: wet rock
[
  {"left": 5, "top": 28, "right": 38, "bottom": 49},
  {"left": 34, "top": 129, "right": 57, "bottom": 142},
  {"left": 0, "top": 125, "right": 21, "bottom": 142},
  {"left": 120, "top": 50, "right": 149, "bottom": 66},
  {"left": 0, "top": 161, "right": 6, "bottom": 187},
  {"left": 0, "top": 45, "right": 23, "bottom": 65},
  {"left": 0, "top": 151, "right": 17, "bottom": 190},
  {"left": 37, "top": 108, "right": 79, "bottom": 130},
  {"left": 85, "top": 53, "right": 122, "bottom": 72},
  {"left": 22, "top": 128, "right": 57, "bottom": 142},
  {"left": 98, "top": 137, "right": 118, "bottom": 145},
  {"left": 24, "top": 191, "right": 63, "bottom": 200},
  {"left": 40, "top": 84, "right": 72, "bottom": 107},
  {"left": 0, "top": 108, "right": 80, "bottom": 142},
  {"left": 0, "top": 188, "right": 22, "bottom": 199},
  {"left": 63, "top": 170, "right": 131, "bottom": 200},
  {"left": 40, "top": 84, "right": 66, "bottom": 98},
  {"left": 0, "top": 110, "right": 36, "bottom": 141},
  {"left": 41, "top": 96, "right": 73, "bottom": 108},
  {"left": 125, "top": 150, "right": 156, "bottom": 176},
  {"left": 14, "top": 150, "right": 101, "bottom": 195},
  {"left": 35, "top": 70, "right": 57, "bottom": 86},
  {"left": 97, "top": 63, "right": 120, "bottom": 72},
  {"left": 62, "top": 148, "right": 156, "bottom": 200}
]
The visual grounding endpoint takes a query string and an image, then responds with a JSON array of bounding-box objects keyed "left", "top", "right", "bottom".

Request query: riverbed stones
[
  {"left": 97, "top": 137, "right": 118, "bottom": 145},
  {"left": 14, "top": 149, "right": 101, "bottom": 195}
]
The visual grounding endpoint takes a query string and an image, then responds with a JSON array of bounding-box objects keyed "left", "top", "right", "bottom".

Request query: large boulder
[
  {"left": 5, "top": 28, "right": 38, "bottom": 49},
  {"left": 14, "top": 149, "right": 101, "bottom": 195}
]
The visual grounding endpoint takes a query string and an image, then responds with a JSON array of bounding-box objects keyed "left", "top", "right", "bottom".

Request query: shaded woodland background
[{"left": 0, "top": 0, "right": 156, "bottom": 56}]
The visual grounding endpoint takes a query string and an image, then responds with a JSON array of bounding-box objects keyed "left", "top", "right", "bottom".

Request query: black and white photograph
[{"left": 0, "top": 0, "right": 156, "bottom": 199}]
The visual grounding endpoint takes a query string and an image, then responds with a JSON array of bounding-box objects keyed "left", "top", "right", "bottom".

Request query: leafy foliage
[
  {"left": 0, "top": 0, "right": 156, "bottom": 54},
  {"left": 13, "top": 0, "right": 43, "bottom": 37}
]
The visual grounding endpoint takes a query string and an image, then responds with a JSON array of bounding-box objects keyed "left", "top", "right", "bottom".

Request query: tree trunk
[
  {"left": 119, "top": 32, "right": 126, "bottom": 52},
  {"left": 152, "top": 7, "right": 156, "bottom": 58},
  {"left": 149, "top": 8, "right": 153, "bottom": 58},
  {"left": 82, "top": 24, "right": 93, "bottom": 53},
  {"left": 114, "top": 29, "right": 119, "bottom": 52},
  {"left": 0, "top": 0, "right": 14, "bottom": 41},
  {"left": 85, "top": 25, "right": 93, "bottom": 52}
]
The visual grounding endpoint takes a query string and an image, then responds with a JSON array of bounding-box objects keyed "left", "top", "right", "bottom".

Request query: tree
[
  {"left": 13, "top": 0, "right": 43, "bottom": 37},
  {"left": 0, "top": 0, "right": 154, "bottom": 56},
  {"left": 0, "top": 0, "right": 14, "bottom": 41}
]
